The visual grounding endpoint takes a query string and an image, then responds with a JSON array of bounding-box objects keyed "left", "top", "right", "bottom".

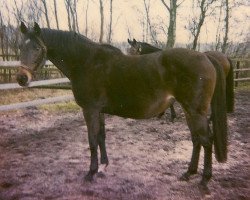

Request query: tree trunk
[
  {"left": 99, "top": 0, "right": 104, "bottom": 43},
  {"left": 0, "top": 13, "right": 6, "bottom": 61},
  {"left": 65, "top": 0, "right": 72, "bottom": 31},
  {"left": 160, "top": 0, "right": 181, "bottom": 48},
  {"left": 143, "top": 0, "right": 158, "bottom": 45},
  {"left": 221, "top": 0, "right": 229, "bottom": 53},
  {"left": 85, "top": 0, "right": 89, "bottom": 36},
  {"left": 53, "top": 0, "right": 60, "bottom": 29},
  {"left": 41, "top": 0, "right": 50, "bottom": 28},
  {"left": 166, "top": 0, "right": 177, "bottom": 48},
  {"left": 191, "top": 0, "right": 215, "bottom": 50},
  {"left": 74, "top": 0, "right": 80, "bottom": 33},
  {"left": 107, "top": 0, "right": 113, "bottom": 44},
  {"left": 192, "top": 13, "right": 205, "bottom": 50}
]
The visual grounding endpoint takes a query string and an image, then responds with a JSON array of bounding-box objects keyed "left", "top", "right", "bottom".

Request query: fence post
[{"left": 235, "top": 61, "right": 240, "bottom": 87}]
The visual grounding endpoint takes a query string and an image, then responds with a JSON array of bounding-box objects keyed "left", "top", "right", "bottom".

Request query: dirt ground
[{"left": 0, "top": 89, "right": 249, "bottom": 200}]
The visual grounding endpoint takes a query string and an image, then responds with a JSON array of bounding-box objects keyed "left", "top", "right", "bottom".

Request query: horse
[
  {"left": 16, "top": 22, "right": 228, "bottom": 192},
  {"left": 128, "top": 39, "right": 234, "bottom": 118}
]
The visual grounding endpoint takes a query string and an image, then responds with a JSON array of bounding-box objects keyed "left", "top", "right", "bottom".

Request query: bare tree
[
  {"left": 214, "top": 1, "right": 223, "bottom": 51},
  {"left": 71, "top": 0, "right": 80, "bottom": 33},
  {"left": 12, "top": 0, "right": 25, "bottom": 24},
  {"left": 65, "top": 0, "right": 72, "bottom": 31},
  {"left": 41, "top": 0, "right": 50, "bottom": 28},
  {"left": 53, "top": 0, "right": 60, "bottom": 29},
  {"left": 143, "top": 0, "right": 158, "bottom": 45},
  {"left": 84, "top": 0, "right": 90, "bottom": 36},
  {"left": 107, "top": 0, "right": 113, "bottom": 44},
  {"left": 187, "top": 0, "right": 217, "bottom": 50},
  {"left": 160, "top": 0, "right": 185, "bottom": 48},
  {"left": 221, "top": 0, "right": 229, "bottom": 53},
  {"left": 0, "top": 12, "right": 6, "bottom": 60},
  {"left": 99, "top": 0, "right": 104, "bottom": 43}
]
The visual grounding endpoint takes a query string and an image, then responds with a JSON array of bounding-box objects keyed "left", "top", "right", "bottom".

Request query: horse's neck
[{"left": 42, "top": 29, "right": 94, "bottom": 79}]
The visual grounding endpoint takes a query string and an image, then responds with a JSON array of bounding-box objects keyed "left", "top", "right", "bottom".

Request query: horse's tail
[
  {"left": 226, "top": 58, "right": 234, "bottom": 112},
  {"left": 208, "top": 55, "right": 228, "bottom": 163}
]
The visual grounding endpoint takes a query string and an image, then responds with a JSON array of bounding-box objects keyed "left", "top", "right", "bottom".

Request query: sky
[{"left": 2, "top": 0, "right": 250, "bottom": 45}]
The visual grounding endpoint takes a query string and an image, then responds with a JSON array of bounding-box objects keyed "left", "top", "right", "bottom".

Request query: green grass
[{"left": 40, "top": 101, "right": 80, "bottom": 113}]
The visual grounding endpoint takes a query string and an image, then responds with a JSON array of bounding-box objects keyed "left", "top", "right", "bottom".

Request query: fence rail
[
  {"left": 0, "top": 95, "right": 74, "bottom": 111},
  {"left": 0, "top": 78, "right": 70, "bottom": 90},
  {"left": 0, "top": 61, "right": 72, "bottom": 111}
]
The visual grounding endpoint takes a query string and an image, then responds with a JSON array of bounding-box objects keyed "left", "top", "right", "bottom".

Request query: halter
[{"left": 20, "top": 35, "right": 47, "bottom": 73}]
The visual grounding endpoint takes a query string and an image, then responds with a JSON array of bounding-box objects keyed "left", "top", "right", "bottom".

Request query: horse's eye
[{"left": 34, "top": 45, "right": 41, "bottom": 51}]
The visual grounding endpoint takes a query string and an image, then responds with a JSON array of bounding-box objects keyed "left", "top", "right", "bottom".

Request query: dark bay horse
[
  {"left": 128, "top": 39, "right": 234, "bottom": 118},
  {"left": 17, "top": 22, "right": 228, "bottom": 191}
]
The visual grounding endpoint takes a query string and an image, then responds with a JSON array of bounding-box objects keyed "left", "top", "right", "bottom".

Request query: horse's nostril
[{"left": 16, "top": 74, "right": 28, "bottom": 86}]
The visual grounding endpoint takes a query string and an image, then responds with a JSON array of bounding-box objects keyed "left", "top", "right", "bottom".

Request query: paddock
[{"left": 0, "top": 86, "right": 249, "bottom": 199}]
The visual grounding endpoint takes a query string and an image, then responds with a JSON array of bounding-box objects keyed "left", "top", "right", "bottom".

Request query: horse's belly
[
  {"left": 102, "top": 93, "right": 174, "bottom": 119},
  {"left": 144, "top": 95, "right": 175, "bottom": 117}
]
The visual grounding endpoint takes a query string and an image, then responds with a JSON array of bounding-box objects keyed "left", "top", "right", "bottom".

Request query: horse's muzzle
[{"left": 16, "top": 67, "right": 33, "bottom": 86}]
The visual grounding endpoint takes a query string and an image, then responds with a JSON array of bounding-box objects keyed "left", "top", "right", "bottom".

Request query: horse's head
[
  {"left": 127, "top": 38, "right": 142, "bottom": 55},
  {"left": 16, "top": 22, "right": 47, "bottom": 86}
]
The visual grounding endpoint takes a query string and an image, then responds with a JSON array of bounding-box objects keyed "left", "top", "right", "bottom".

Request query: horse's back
[{"left": 161, "top": 48, "right": 216, "bottom": 76}]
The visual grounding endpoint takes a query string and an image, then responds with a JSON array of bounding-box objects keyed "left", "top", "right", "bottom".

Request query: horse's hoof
[
  {"left": 84, "top": 173, "right": 94, "bottom": 182},
  {"left": 199, "top": 181, "right": 211, "bottom": 195},
  {"left": 97, "top": 171, "right": 106, "bottom": 178},
  {"left": 179, "top": 173, "right": 190, "bottom": 181}
]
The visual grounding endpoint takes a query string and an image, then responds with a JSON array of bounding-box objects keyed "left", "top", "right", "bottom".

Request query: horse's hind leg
[
  {"left": 182, "top": 113, "right": 213, "bottom": 191},
  {"left": 97, "top": 113, "right": 109, "bottom": 175}
]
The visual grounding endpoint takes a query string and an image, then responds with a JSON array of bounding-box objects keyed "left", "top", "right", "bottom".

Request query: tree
[
  {"left": 41, "top": 0, "right": 50, "bottom": 28},
  {"left": 187, "top": 0, "right": 217, "bottom": 50},
  {"left": 143, "top": 0, "right": 158, "bottom": 45},
  {"left": 99, "top": 0, "right": 104, "bottom": 43},
  {"left": 53, "top": 0, "right": 60, "bottom": 29},
  {"left": 160, "top": 0, "right": 185, "bottom": 48},
  {"left": 107, "top": 0, "right": 113, "bottom": 44},
  {"left": 221, "top": 0, "right": 229, "bottom": 53},
  {"left": 84, "top": 0, "right": 90, "bottom": 36}
]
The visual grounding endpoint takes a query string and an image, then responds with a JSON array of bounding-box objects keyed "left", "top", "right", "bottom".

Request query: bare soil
[{"left": 0, "top": 89, "right": 249, "bottom": 200}]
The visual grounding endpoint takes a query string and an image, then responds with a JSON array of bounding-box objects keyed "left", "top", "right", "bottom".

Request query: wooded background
[{"left": 0, "top": 0, "right": 249, "bottom": 61}]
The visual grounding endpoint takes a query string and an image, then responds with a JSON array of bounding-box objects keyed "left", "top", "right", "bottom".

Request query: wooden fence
[
  {"left": 0, "top": 59, "right": 249, "bottom": 112},
  {"left": 233, "top": 59, "right": 250, "bottom": 87},
  {"left": 0, "top": 61, "right": 73, "bottom": 111}
]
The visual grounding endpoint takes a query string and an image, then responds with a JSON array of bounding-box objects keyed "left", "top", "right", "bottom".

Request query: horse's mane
[{"left": 41, "top": 29, "right": 122, "bottom": 57}]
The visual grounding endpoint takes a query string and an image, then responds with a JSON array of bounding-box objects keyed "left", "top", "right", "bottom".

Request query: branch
[
  {"left": 160, "top": 0, "right": 170, "bottom": 12},
  {"left": 177, "top": 0, "right": 186, "bottom": 7}
]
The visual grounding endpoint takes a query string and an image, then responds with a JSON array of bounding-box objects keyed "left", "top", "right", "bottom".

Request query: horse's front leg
[
  {"left": 83, "top": 108, "right": 101, "bottom": 181},
  {"left": 180, "top": 135, "right": 201, "bottom": 181},
  {"left": 97, "top": 113, "right": 109, "bottom": 175}
]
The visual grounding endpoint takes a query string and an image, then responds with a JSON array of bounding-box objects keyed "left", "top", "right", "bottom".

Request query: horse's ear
[
  {"left": 133, "top": 38, "right": 137, "bottom": 44},
  {"left": 128, "top": 39, "right": 132, "bottom": 45},
  {"left": 33, "top": 22, "right": 41, "bottom": 35},
  {"left": 20, "top": 22, "right": 28, "bottom": 34}
]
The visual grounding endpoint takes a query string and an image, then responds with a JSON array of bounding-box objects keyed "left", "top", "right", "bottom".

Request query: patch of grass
[
  {"left": 40, "top": 101, "right": 80, "bottom": 113},
  {"left": 235, "top": 84, "right": 250, "bottom": 92},
  {"left": 0, "top": 88, "right": 72, "bottom": 105}
]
